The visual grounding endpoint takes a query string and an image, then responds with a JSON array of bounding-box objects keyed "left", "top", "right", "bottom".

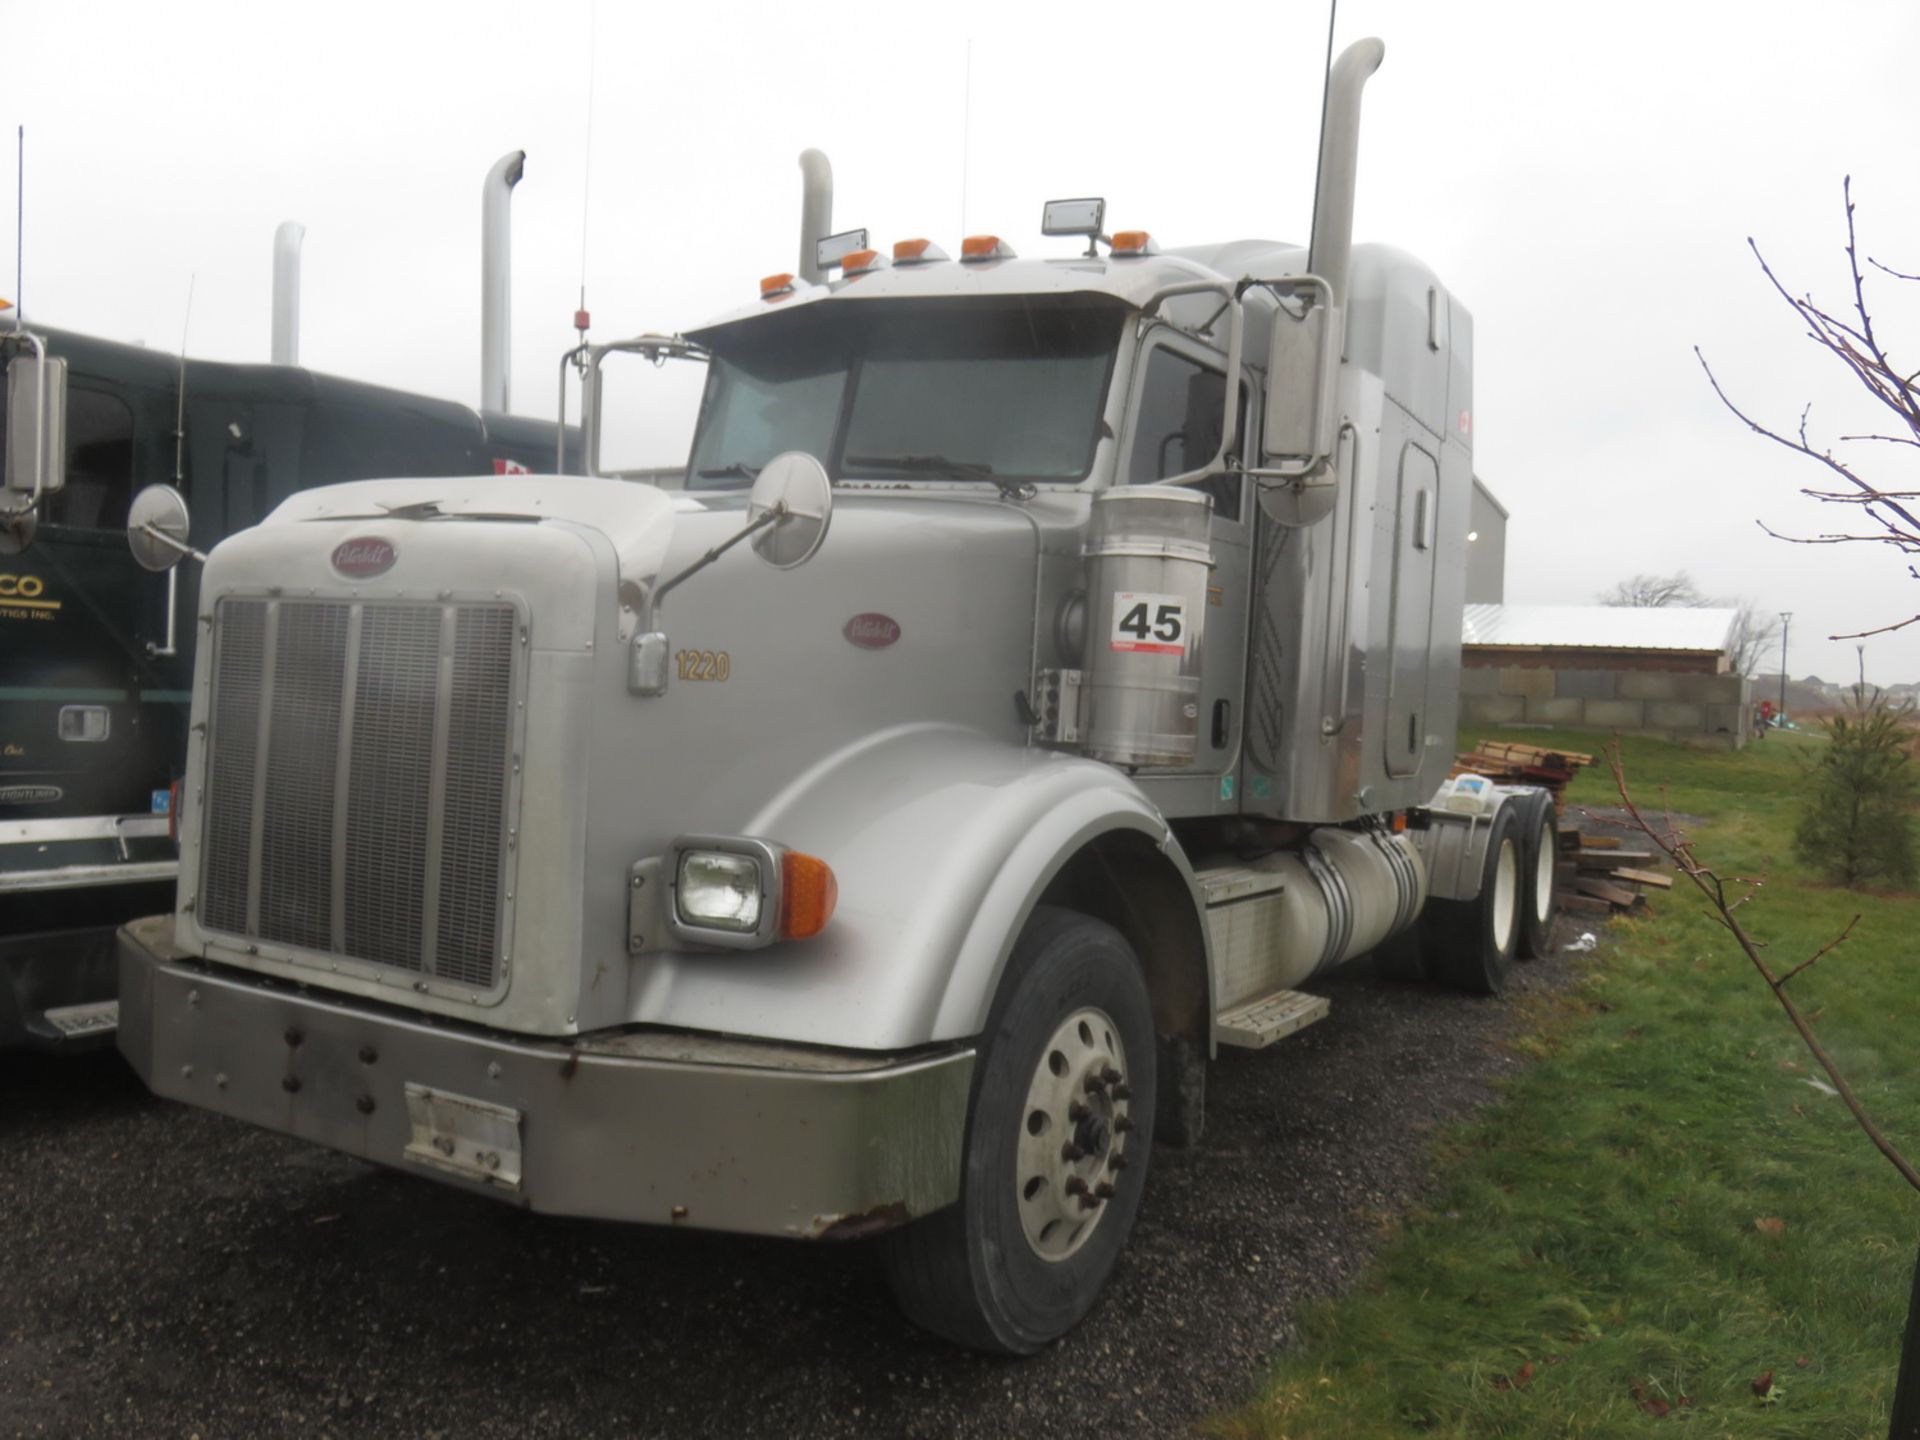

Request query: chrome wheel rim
[{"left": 1015, "top": 1006, "right": 1133, "bottom": 1262}]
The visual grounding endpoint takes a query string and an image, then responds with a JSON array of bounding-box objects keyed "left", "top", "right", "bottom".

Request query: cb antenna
[
  {"left": 13, "top": 125, "right": 22, "bottom": 332},
  {"left": 173, "top": 274, "right": 195, "bottom": 484},
  {"left": 573, "top": 0, "right": 598, "bottom": 360}
]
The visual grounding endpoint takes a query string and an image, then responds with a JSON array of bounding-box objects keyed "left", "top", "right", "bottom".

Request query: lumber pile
[
  {"left": 1553, "top": 827, "right": 1672, "bottom": 917},
  {"left": 1451, "top": 739, "right": 1594, "bottom": 813}
]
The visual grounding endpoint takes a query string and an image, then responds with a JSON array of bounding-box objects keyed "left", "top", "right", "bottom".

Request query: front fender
[{"left": 623, "top": 723, "right": 1205, "bottom": 1051}]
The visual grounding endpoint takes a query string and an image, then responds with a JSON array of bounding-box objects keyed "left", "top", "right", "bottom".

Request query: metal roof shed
[{"left": 1462, "top": 604, "right": 1740, "bottom": 674}]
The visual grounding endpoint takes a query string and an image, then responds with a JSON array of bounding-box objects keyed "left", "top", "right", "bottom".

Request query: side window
[
  {"left": 1126, "top": 347, "right": 1243, "bottom": 521},
  {"left": 45, "top": 386, "right": 136, "bottom": 530}
]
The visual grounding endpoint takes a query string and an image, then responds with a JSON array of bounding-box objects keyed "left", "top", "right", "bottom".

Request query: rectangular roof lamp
[
  {"left": 815, "top": 228, "right": 870, "bottom": 273},
  {"left": 1041, "top": 197, "right": 1105, "bottom": 237}
]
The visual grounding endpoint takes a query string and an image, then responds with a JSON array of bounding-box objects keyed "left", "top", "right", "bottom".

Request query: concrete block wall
[{"left": 1459, "top": 666, "right": 1752, "bottom": 748}]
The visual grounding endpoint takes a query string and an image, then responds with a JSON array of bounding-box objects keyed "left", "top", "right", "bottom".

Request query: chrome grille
[{"left": 199, "top": 596, "right": 518, "bottom": 991}]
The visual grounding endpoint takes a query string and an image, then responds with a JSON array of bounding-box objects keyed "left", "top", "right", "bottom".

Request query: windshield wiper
[
  {"left": 694, "top": 462, "right": 761, "bottom": 486},
  {"left": 845, "top": 453, "right": 995, "bottom": 479}
]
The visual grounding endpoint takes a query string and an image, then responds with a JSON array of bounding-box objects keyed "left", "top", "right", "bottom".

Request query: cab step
[
  {"left": 37, "top": 999, "right": 120, "bottom": 1043},
  {"left": 1213, "top": 988, "right": 1329, "bottom": 1049}
]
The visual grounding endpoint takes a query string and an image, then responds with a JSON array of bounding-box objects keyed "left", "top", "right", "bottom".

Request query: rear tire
[
  {"left": 1516, "top": 791, "right": 1559, "bottom": 960},
  {"left": 881, "top": 907, "right": 1156, "bottom": 1354},
  {"left": 1424, "top": 802, "right": 1521, "bottom": 996}
]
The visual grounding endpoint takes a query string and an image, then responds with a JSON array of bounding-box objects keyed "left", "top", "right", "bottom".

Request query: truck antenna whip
[
  {"left": 1305, "top": 0, "right": 1339, "bottom": 275},
  {"left": 174, "top": 274, "right": 195, "bottom": 484},
  {"left": 960, "top": 38, "right": 973, "bottom": 236},
  {"left": 13, "top": 125, "right": 22, "bottom": 332},
  {"left": 573, "top": 0, "right": 597, "bottom": 363}
]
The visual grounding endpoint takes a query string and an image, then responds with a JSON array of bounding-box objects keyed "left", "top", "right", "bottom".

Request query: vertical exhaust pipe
[
  {"left": 1306, "top": 37, "right": 1384, "bottom": 310},
  {"left": 271, "top": 221, "right": 304, "bottom": 365},
  {"left": 481, "top": 149, "right": 526, "bottom": 413},
  {"left": 797, "top": 149, "right": 832, "bottom": 285}
]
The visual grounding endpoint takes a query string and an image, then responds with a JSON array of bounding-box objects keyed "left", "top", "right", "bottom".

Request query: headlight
[
  {"left": 665, "top": 836, "right": 838, "bottom": 950},
  {"left": 676, "top": 849, "right": 764, "bottom": 932}
]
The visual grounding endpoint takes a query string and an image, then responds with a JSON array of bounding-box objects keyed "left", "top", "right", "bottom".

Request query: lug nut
[
  {"left": 1110, "top": 1153, "right": 1131, "bottom": 1172},
  {"left": 1095, "top": 1181, "right": 1116, "bottom": 1199},
  {"left": 1112, "top": 1084, "right": 1133, "bottom": 1102},
  {"left": 1114, "top": 1115, "right": 1135, "bottom": 1134},
  {"left": 1061, "top": 1142, "right": 1086, "bottom": 1162},
  {"left": 1077, "top": 1193, "right": 1102, "bottom": 1211},
  {"left": 1083, "top": 1073, "right": 1107, "bottom": 1094},
  {"left": 1064, "top": 1177, "right": 1088, "bottom": 1197},
  {"left": 1102, "top": 1067, "right": 1122, "bottom": 1085},
  {"left": 1068, "top": 1100, "right": 1090, "bottom": 1122}
]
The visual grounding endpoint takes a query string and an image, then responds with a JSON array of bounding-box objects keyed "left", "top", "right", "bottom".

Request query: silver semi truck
[{"left": 109, "top": 39, "right": 1558, "bottom": 1353}]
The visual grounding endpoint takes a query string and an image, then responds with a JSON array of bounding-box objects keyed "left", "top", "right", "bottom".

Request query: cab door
[
  {"left": 1117, "top": 332, "right": 1253, "bottom": 813},
  {"left": 0, "top": 378, "right": 159, "bottom": 820}
]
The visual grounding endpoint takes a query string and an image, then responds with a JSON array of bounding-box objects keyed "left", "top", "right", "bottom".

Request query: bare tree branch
[{"left": 1608, "top": 746, "right": 1920, "bottom": 1195}]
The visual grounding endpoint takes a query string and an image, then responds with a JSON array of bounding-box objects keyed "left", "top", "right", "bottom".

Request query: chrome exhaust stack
[
  {"left": 797, "top": 149, "right": 832, "bottom": 285},
  {"left": 270, "top": 221, "right": 304, "bottom": 365},
  {"left": 481, "top": 150, "right": 526, "bottom": 412},
  {"left": 1307, "top": 37, "right": 1384, "bottom": 311}
]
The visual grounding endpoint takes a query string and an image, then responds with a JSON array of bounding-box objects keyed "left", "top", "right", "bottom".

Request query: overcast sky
[{"left": 9, "top": 0, "right": 1920, "bottom": 683}]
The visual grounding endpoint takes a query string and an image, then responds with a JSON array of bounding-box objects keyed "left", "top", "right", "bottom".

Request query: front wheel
[{"left": 881, "top": 907, "right": 1156, "bottom": 1354}]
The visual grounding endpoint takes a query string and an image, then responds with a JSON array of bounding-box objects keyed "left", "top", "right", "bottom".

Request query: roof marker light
[
  {"left": 760, "top": 272, "right": 799, "bottom": 300},
  {"left": 841, "top": 248, "right": 887, "bottom": 277},
  {"left": 892, "top": 238, "right": 949, "bottom": 265},
  {"left": 960, "top": 234, "right": 1017, "bottom": 262},
  {"left": 1109, "top": 230, "right": 1159, "bottom": 257}
]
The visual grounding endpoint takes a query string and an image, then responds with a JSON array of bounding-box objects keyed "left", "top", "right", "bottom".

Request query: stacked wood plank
[
  {"left": 1450, "top": 739, "right": 1595, "bottom": 813},
  {"left": 1553, "top": 831, "right": 1674, "bottom": 916}
]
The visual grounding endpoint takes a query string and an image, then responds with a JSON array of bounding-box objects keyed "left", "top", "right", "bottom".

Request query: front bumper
[{"left": 117, "top": 915, "right": 975, "bottom": 1239}]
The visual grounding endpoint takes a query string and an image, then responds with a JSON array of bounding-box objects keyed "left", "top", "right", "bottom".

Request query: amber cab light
[
  {"left": 760, "top": 271, "right": 798, "bottom": 299},
  {"left": 893, "top": 238, "right": 949, "bottom": 264},
  {"left": 779, "top": 851, "right": 839, "bottom": 940},
  {"left": 841, "top": 248, "right": 885, "bottom": 276},
  {"left": 1109, "top": 230, "right": 1159, "bottom": 257},
  {"left": 960, "top": 234, "right": 1016, "bottom": 262}
]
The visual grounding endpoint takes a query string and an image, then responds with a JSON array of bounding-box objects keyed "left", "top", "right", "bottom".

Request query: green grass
[{"left": 1211, "top": 727, "right": 1920, "bottom": 1438}]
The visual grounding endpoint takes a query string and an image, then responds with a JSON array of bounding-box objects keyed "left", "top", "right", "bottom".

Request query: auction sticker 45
[{"left": 1110, "top": 592, "right": 1187, "bottom": 655}]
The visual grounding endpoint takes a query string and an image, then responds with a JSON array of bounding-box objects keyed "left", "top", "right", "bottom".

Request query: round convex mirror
[
  {"left": 127, "top": 483, "right": 193, "bottom": 572},
  {"left": 0, "top": 504, "right": 37, "bottom": 557},
  {"left": 747, "top": 452, "right": 834, "bottom": 570}
]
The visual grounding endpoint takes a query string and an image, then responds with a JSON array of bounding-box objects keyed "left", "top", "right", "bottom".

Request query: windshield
[{"left": 686, "top": 296, "right": 1125, "bottom": 490}]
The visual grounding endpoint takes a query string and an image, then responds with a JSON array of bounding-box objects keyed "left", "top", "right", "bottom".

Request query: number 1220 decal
[
  {"left": 675, "top": 650, "right": 731, "bottom": 681},
  {"left": 1110, "top": 592, "right": 1187, "bottom": 656}
]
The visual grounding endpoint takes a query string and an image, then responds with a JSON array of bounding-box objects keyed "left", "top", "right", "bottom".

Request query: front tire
[{"left": 881, "top": 907, "right": 1156, "bottom": 1354}]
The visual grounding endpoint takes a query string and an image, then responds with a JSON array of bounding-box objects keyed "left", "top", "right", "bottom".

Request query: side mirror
[
  {"left": 1262, "top": 291, "right": 1340, "bottom": 473},
  {"left": 747, "top": 451, "right": 833, "bottom": 570},
  {"left": 127, "top": 484, "right": 195, "bottom": 572},
  {"left": 5, "top": 353, "right": 68, "bottom": 497}
]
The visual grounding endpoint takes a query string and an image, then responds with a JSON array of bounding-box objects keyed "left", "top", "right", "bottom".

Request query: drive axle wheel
[
  {"left": 1516, "top": 790, "right": 1559, "bottom": 960},
  {"left": 882, "top": 907, "right": 1156, "bottom": 1354},
  {"left": 1424, "top": 802, "right": 1521, "bottom": 996}
]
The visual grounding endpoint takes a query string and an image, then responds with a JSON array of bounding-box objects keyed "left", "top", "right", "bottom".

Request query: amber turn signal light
[{"left": 779, "top": 851, "right": 838, "bottom": 940}]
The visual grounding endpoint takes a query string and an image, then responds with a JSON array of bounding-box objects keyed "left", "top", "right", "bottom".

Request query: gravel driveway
[{"left": 1, "top": 943, "right": 1581, "bottom": 1439}]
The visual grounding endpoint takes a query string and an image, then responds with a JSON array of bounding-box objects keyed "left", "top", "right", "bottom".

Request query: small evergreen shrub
[{"left": 1793, "top": 692, "right": 1919, "bottom": 888}]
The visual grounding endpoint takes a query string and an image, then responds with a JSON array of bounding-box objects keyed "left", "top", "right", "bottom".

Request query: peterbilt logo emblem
[
  {"left": 843, "top": 613, "right": 901, "bottom": 649},
  {"left": 331, "top": 537, "right": 397, "bottom": 578}
]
